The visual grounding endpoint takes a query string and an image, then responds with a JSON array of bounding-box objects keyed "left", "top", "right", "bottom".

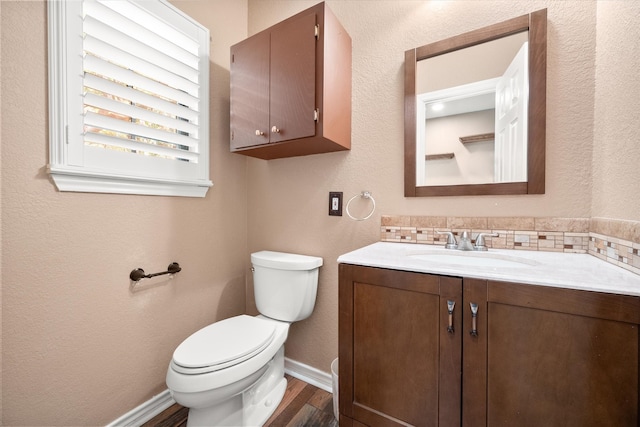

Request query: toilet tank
[{"left": 251, "top": 251, "right": 323, "bottom": 322}]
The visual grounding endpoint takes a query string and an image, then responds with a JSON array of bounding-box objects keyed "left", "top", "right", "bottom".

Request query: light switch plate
[{"left": 329, "top": 192, "right": 343, "bottom": 216}]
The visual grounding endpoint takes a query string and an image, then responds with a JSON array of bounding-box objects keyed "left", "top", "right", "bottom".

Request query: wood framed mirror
[{"left": 405, "top": 9, "right": 546, "bottom": 197}]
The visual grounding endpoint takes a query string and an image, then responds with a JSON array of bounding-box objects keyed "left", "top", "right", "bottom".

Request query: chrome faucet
[
  {"left": 435, "top": 230, "right": 500, "bottom": 251},
  {"left": 457, "top": 231, "right": 474, "bottom": 251}
]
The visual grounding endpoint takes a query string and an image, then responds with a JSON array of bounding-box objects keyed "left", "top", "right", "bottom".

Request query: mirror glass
[
  {"left": 405, "top": 10, "right": 546, "bottom": 197},
  {"left": 417, "top": 32, "right": 528, "bottom": 186}
]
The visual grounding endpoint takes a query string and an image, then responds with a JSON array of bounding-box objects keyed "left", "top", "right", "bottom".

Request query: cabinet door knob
[
  {"left": 255, "top": 130, "right": 265, "bottom": 136},
  {"left": 271, "top": 125, "right": 281, "bottom": 134}
]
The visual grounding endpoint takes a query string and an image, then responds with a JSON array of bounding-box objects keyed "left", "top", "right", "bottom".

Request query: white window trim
[{"left": 47, "top": 0, "right": 213, "bottom": 197}]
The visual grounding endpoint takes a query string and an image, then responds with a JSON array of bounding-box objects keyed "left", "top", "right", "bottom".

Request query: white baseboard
[
  {"left": 284, "top": 357, "right": 334, "bottom": 393},
  {"left": 107, "top": 358, "right": 333, "bottom": 426},
  {"left": 106, "top": 389, "right": 175, "bottom": 427}
]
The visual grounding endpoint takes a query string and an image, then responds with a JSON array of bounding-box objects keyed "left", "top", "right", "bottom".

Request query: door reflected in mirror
[{"left": 404, "top": 9, "right": 546, "bottom": 197}]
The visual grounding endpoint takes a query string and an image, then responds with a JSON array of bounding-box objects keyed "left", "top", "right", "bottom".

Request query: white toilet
[{"left": 166, "top": 250, "right": 323, "bottom": 426}]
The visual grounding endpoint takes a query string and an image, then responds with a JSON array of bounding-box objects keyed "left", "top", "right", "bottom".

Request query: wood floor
[{"left": 141, "top": 375, "right": 338, "bottom": 427}]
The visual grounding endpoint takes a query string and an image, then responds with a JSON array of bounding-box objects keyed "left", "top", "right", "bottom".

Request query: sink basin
[{"left": 407, "top": 250, "right": 538, "bottom": 269}]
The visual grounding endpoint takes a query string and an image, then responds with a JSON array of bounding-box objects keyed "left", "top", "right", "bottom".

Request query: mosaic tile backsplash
[{"left": 380, "top": 216, "right": 640, "bottom": 276}]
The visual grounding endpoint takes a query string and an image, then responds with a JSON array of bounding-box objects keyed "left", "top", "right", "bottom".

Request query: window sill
[{"left": 48, "top": 166, "right": 212, "bottom": 198}]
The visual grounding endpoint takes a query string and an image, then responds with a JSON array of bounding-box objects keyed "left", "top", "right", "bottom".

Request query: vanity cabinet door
[
  {"left": 339, "top": 264, "right": 462, "bottom": 427},
  {"left": 464, "top": 279, "right": 640, "bottom": 427}
]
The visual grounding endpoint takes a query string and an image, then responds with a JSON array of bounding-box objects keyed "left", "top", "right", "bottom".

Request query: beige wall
[
  {"left": 1, "top": 1, "right": 249, "bottom": 425},
  {"left": 1, "top": 0, "right": 638, "bottom": 425},
  {"left": 591, "top": 0, "right": 640, "bottom": 220},
  {"left": 245, "top": 0, "right": 635, "bottom": 379},
  {"left": 417, "top": 31, "right": 529, "bottom": 93}
]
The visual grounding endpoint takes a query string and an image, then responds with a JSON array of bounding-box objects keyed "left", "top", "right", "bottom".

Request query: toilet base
[
  {"left": 244, "top": 377, "right": 287, "bottom": 426},
  {"left": 184, "top": 346, "right": 287, "bottom": 427}
]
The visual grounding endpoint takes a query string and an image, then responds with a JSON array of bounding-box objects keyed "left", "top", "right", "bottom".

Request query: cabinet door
[
  {"left": 230, "top": 31, "right": 270, "bottom": 150},
  {"left": 339, "top": 264, "right": 462, "bottom": 427},
  {"left": 269, "top": 10, "right": 316, "bottom": 143},
  {"left": 465, "top": 279, "right": 640, "bottom": 427}
]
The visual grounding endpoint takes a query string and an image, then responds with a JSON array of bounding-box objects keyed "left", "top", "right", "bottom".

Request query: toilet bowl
[
  {"left": 167, "top": 315, "right": 289, "bottom": 426},
  {"left": 166, "top": 251, "right": 323, "bottom": 426}
]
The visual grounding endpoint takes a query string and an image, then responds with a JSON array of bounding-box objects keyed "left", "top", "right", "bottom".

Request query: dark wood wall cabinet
[
  {"left": 230, "top": 2, "right": 352, "bottom": 160},
  {"left": 338, "top": 264, "right": 640, "bottom": 427}
]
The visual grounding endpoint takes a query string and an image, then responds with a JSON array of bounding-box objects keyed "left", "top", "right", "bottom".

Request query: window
[{"left": 48, "top": 0, "right": 212, "bottom": 197}]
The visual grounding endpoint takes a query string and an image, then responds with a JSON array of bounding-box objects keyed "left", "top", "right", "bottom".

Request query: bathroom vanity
[{"left": 338, "top": 242, "right": 640, "bottom": 427}]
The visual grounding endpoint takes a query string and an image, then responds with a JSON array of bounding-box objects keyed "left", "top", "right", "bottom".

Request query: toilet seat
[{"left": 172, "top": 315, "right": 276, "bottom": 375}]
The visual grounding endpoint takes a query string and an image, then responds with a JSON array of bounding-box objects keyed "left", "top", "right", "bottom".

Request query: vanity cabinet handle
[
  {"left": 447, "top": 300, "right": 456, "bottom": 334},
  {"left": 469, "top": 303, "right": 479, "bottom": 336},
  {"left": 255, "top": 130, "right": 265, "bottom": 136},
  {"left": 271, "top": 125, "right": 281, "bottom": 134}
]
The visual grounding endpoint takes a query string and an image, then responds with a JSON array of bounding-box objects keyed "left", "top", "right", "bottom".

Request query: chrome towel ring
[{"left": 345, "top": 191, "right": 376, "bottom": 221}]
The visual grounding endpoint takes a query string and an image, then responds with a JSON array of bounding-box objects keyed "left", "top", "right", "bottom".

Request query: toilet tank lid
[{"left": 251, "top": 251, "right": 323, "bottom": 270}]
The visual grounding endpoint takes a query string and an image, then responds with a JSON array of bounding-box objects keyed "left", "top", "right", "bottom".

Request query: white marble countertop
[{"left": 337, "top": 242, "right": 640, "bottom": 297}]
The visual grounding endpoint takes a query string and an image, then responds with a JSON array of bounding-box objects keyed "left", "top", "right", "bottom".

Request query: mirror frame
[{"left": 405, "top": 9, "right": 547, "bottom": 197}]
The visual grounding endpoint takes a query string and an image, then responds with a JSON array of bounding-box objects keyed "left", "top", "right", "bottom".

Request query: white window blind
[{"left": 48, "top": 0, "right": 212, "bottom": 197}]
